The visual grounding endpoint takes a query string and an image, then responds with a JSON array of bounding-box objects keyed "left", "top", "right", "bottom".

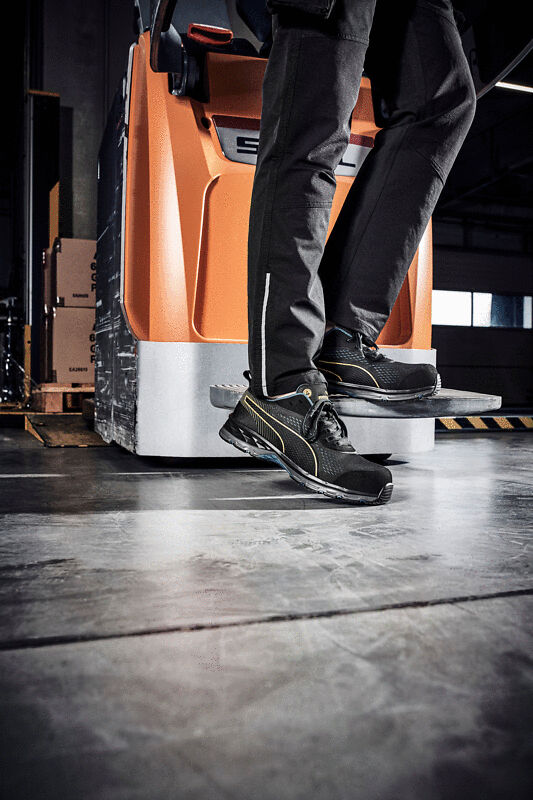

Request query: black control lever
[
  {"left": 149, "top": 0, "right": 182, "bottom": 72},
  {"left": 149, "top": 0, "right": 197, "bottom": 96}
]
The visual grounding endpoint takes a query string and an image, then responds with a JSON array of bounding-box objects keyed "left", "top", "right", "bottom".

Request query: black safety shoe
[
  {"left": 317, "top": 326, "right": 440, "bottom": 401},
  {"left": 219, "top": 381, "right": 393, "bottom": 504}
]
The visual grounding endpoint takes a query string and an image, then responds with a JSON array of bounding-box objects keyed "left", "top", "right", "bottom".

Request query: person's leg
[
  {"left": 221, "top": 1, "right": 393, "bottom": 504},
  {"left": 319, "top": 0, "right": 477, "bottom": 339},
  {"left": 247, "top": 0, "right": 377, "bottom": 398}
]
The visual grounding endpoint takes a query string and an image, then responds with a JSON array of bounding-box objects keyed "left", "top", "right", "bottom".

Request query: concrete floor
[{"left": 0, "top": 428, "right": 532, "bottom": 799}]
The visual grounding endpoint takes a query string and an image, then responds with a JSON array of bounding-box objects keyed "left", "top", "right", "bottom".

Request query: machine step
[{"left": 210, "top": 384, "right": 502, "bottom": 419}]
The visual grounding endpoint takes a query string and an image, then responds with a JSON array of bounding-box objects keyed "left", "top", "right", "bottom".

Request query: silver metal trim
[
  {"left": 210, "top": 384, "right": 502, "bottom": 419},
  {"left": 119, "top": 42, "right": 138, "bottom": 338},
  {"left": 24, "top": 94, "right": 34, "bottom": 326},
  {"left": 128, "top": 342, "right": 437, "bottom": 456}
]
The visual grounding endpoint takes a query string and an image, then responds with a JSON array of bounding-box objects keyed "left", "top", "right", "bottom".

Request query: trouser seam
[
  {"left": 300, "top": 31, "right": 370, "bottom": 45},
  {"left": 412, "top": 148, "right": 447, "bottom": 184},
  {"left": 417, "top": 0, "right": 459, "bottom": 28},
  {"left": 411, "top": 12, "right": 429, "bottom": 110},
  {"left": 277, "top": 203, "right": 333, "bottom": 209}
]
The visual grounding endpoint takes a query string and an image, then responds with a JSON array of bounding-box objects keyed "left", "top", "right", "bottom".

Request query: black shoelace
[
  {"left": 348, "top": 332, "right": 386, "bottom": 362},
  {"left": 243, "top": 369, "right": 349, "bottom": 447},
  {"left": 302, "top": 398, "right": 348, "bottom": 446}
]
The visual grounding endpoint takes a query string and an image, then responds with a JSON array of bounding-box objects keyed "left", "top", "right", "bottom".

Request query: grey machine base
[
  {"left": 97, "top": 341, "right": 501, "bottom": 458},
  {"left": 210, "top": 385, "right": 503, "bottom": 420},
  {"left": 210, "top": 382, "right": 501, "bottom": 459}
]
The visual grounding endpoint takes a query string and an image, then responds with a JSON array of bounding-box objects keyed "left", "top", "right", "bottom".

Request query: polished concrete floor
[{"left": 0, "top": 428, "right": 532, "bottom": 799}]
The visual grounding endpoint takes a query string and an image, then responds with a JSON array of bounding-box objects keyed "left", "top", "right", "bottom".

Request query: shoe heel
[{"left": 219, "top": 418, "right": 271, "bottom": 458}]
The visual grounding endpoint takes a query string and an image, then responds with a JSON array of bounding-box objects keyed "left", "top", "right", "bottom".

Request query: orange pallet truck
[{"left": 95, "top": 0, "right": 527, "bottom": 457}]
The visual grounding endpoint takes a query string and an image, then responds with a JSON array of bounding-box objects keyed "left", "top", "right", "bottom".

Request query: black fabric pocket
[{"left": 266, "top": 0, "right": 337, "bottom": 19}]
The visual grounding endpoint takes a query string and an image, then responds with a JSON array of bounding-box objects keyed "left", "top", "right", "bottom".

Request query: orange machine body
[{"left": 124, "top": 32, "right": 432, "bottom": 349}]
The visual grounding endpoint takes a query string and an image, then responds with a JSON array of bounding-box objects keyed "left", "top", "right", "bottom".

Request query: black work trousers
[{"left": 247, "top": 0, "right": 476, "bottom": 397}]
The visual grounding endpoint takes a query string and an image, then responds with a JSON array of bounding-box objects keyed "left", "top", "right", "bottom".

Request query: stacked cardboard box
[{"left": 41, "top": 238, "right": 96, "bottom": 384}]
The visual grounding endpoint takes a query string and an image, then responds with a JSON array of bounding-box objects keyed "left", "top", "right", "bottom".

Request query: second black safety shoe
[
  {"left": 317, "top": 326, "right": 440, "bottom": 401},
  {"left": 219, "top": 381, "right": 393, "bottom": 504}
]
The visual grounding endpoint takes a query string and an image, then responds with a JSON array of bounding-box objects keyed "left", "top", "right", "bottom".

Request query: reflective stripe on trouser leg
[{"left": 261, "top": 272, "right": 271, "bottom": 396}]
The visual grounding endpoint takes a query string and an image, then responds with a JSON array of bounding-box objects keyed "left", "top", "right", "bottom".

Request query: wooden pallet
[
  {"left": 25, "top": 413, "right": 108, "bottom": 447},
  {"left": 31, "top": 383, "right": 94, "bottom": 413},
  {"left": 82, "top": 397, "right": 95, "bottom": 426}
]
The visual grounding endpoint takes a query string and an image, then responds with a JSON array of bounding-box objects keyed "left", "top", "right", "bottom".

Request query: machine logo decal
[{"left": 211, "top": 115, "right": 374, "bottom": 177}]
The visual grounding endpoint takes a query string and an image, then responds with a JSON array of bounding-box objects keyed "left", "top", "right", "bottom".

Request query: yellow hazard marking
[
  {"left": 440, "top": 418, "right": 462, "bottom": 430},
  {"left": 493, "top": 417, "right": 514, "bottom": 430},
  {"left": 468, "top": 416, "right": 488, "bottom": 430},
  {"left": 439, "top": 415, "right": 533, "bottom": 431}
]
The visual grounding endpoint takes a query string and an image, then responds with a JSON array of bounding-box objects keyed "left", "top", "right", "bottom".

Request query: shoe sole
[
  {"left": 327, "top": 372, "right": 442, "bottom": 402},
  {"left": 219, "top": 418, "right": 393, "bottom": 506}
]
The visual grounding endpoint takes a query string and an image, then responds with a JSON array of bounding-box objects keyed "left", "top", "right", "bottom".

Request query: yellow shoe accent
[
  {"left": 243, "top": 396, "right": 285, "bottom": 453},
  {"left": 318, "top": 366, "right": 343, "bottom": 382},
  {"left": 318, "top": 360, "right": 381, "bottom": 389},
  {"left": 243, "top": 395, "right": 318, "bottom": 477}
]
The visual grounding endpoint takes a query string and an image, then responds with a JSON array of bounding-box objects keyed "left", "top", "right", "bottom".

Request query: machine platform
[{"left": 210, "top": 385, "right": 502, "bottom": 419}]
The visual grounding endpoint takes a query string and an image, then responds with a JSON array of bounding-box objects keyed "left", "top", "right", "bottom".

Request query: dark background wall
[
  {"left": 432, "top": 51, "right": 533, "bottom": 407},
  {"left": 0, "top": 0, "right": 136, "bottom": 294},
  {"left": 0, "top": 0, "right": 255, "bottom": 292},
  {"left": 38, "top": 0, "right": 254, "bottom": 241},
  {"left": 42, "top": 0, "right": 135, "bottom": 240}
]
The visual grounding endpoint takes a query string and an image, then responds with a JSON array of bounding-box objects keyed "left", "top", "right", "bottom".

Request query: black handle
[{"left": 150, "top": 0, "right": 180, "bottom": 72}]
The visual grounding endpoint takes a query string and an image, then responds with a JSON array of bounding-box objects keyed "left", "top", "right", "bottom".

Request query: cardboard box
[
  {"left": 53, "top": 237, "right": 96, "bottom": 308},
  {"left": 42, "top": 247, "right": 54, "bottom": 312},
  {"left": 41, "top": 248, "right": 54, "bottom": 381},
  {"left": 49, "top": 307, "right": 95, "bottom": 384}
]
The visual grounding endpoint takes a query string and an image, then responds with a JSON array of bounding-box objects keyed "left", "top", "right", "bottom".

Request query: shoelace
[
  {"left": 243, "top": 370, "right": 348, "bottom": 446},
  {"left": 243, "top": 370, "right": 350, "bottom": 446},
  {"left": 348, "top": 332, "right": 387, "bottom": 362},
  {"left": 302, "top": 398, "right": 349, "bottom": 446}
]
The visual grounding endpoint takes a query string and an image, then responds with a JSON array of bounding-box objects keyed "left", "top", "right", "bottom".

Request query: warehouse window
[
  {"left": 432, "top": 290, "right": 472, "bottom": 326},
  {"left": 432, "top": 291, "right": 533, "bottom": 329}
]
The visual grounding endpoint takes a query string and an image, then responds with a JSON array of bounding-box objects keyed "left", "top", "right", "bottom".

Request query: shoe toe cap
[
  {"left": 336, "top": 463, "right": 392, "bottom": 496},
  {"left": 398, "top": 363, "right": 437, "bottom": 390}
]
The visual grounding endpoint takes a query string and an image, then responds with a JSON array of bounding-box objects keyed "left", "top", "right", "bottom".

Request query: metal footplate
[{"left": 210, "top": 384, "right": 502, "bottom": 419}]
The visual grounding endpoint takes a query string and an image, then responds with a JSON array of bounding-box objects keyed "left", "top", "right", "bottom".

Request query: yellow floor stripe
[
  {"left": 493, "top": 417, "right": 514, "bottom": 430},
  {"left": 441, "top": 418, "right": 462, "bottom": 430},
  {"left": 468, "top": 416, "right": 488, "bottom": 430},
  {"left": 438, "top": 415, "right": 533, "bottom": 431}
]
